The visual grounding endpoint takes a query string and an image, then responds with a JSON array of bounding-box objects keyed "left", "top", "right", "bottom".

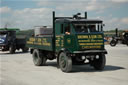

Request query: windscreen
[
  {"left": 0, "top": 33, "right": 7, "bottom": 44},
  {"left": 73, "top": 23, "right": 102, "bottom": 33}
]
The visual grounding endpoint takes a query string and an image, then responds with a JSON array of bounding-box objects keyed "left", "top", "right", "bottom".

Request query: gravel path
[{"left": 0, "top": 45, "right": 128, "bottom": 85}]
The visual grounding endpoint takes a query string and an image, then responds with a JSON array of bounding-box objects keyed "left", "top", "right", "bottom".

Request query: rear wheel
[
  {"left": 59, "top": 52, "right": 72, "bottom": 72},
  {"left": 32, "top": 49, "right": 47, "bottom": 66},
  {"left": 110, "top": 40, "right": 117, "bottom": 46},
  {"left": 90, "top": 53, "right": 106, "bottom": 70},
  {"left": 9, "top": 45, "right": 15, "bottom": 54},
  {"left": 22, "top": 47, "right": 29, "bottom": 52},
  {"left": 126, "top": 41, "right": 128, "bottom": 46}
]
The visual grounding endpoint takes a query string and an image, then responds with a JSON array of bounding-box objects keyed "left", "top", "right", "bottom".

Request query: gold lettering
[
  {"left": 97, "top": 35, "right": 102, "bottom": 38},
  {"left": 29, "top": 38, "right": 35, "bottom": 42},
  {"left": 78, "top": 35, "right": 88, "bottom": 39},
  {"left": 82, "top": 46, "right": 101, "bottom": 49},
  {"left": 27, "top": 41, "right": 33, "bottom": 44},
  {"left": 38, "top": 38, "right": 41, "bottom": 42},
  {"left": 79, "top": 43, "right": 103, "bottom": 45},
  {"left": 78, "top": 35, "right": 102, "bottom": 39}
]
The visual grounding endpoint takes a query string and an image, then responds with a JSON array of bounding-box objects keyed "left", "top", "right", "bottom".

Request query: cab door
[{"left": 55, "top": 23, "right": 64, "bottom": 52}]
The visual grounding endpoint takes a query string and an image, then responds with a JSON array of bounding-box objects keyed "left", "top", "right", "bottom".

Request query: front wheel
[
  {"left": 90, "top": 53, "right": 106, "bottom": 70},
  {"left": 32, "top": 49, "right": 47, "bottom": 66},
  {"left": 9, "top": 45, "right": 15, "bottom": 54},
  {"left": 59, "top": 52, "right": 72, "bottom": 73}
]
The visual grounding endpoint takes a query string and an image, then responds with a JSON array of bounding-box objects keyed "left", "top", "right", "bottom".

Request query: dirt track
[{"left": 0, "top": 45, "right": 128, "bottom": 85}]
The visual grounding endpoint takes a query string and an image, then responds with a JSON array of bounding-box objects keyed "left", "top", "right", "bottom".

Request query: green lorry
[{"left": 27, "top": 11, "right": 107, "bottom": 72}]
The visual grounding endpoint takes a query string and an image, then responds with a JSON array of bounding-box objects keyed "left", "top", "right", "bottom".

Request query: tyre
[
  {"left": 32, "top": 49, "right": 47, "bottom": 66},
  {"left": 90, "top": 53, "right": 106, "bottom": 70},
  {"left": 22, "top": 47, "right": 29, "bottom": 52},
  {"left": 9, "top": 45, "right": 15, "bottom": 54},
  {"left": 110, "top": 40, "right": 117, "bottom": 46},
  {"left": 59, "top": 52, "right": 72, "bottom": 72},
  {"left": 126, "top": 41, "right": 128, "bottom": 46}
]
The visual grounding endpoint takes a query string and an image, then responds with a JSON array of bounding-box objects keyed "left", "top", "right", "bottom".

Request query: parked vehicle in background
[
  {"left": 0, "top": 28, "right": 28, "bottom": 54},
  {"left": 110, "top": 28, "right": 128, "bottom": 46}
]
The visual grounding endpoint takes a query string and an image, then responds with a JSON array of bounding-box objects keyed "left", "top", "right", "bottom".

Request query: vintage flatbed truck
[{"left": 27, "top": 11, "right": 107, "bottom": 72}]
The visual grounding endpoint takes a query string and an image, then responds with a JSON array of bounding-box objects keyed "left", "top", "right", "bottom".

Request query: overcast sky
[{"left": 0, "top": 0, "right": 128, "bottom": 30}]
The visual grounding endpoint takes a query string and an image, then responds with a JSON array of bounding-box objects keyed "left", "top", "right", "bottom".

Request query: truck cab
[
  {"left": 55, "top": 19, "right": 106, "bottom": 53},
  {"left": 0, "top": 31, "right": 7, "bottom": 45},
  {"left": 0, "top": 30, "right": 16, "bottom": 51}
]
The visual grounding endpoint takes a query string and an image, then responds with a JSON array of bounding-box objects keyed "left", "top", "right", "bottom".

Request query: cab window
[
  {"left": 88, "top": 25, "right": 96, "bottom": 32},
  {"left": 65, "top": 25, "right": 71, "bottom": 35},
  {"left": 73, "top": 23, "right": 102, "bottom": 33},
  {"left": 61, "top": 24, "right": 64, "bottom": 34}
]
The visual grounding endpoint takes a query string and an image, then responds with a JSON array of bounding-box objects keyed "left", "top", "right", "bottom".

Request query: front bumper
[
  {"left": 0, "top": 44, "right": 8, "bottom": 50},
  {"left": 0, "top": 44, "right": 6, "bottom": 48},
  {"left": 73, "top": 49, "right": 107, "bottom": 54},
  {"left": 0, "top": 44, "right": 6, "bottom": 46}
]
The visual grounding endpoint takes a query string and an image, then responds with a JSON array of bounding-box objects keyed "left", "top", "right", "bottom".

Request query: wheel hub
[{"left": 60, "top": 56, "right": 66, "bottom": 68}]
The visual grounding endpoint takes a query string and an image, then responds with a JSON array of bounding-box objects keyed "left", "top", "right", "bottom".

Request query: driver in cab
[{"left": 65, "top": 26, "right": 70, "bottom": 35}]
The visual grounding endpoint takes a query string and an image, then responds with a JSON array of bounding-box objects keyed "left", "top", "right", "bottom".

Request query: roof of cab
[{"left": 55, "top": 19, "right": 103, "bottom": 23}]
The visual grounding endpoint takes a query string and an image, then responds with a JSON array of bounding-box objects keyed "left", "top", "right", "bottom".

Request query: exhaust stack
[{"left": 85, "top": 12, "right": 87, "bottom": 19}]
